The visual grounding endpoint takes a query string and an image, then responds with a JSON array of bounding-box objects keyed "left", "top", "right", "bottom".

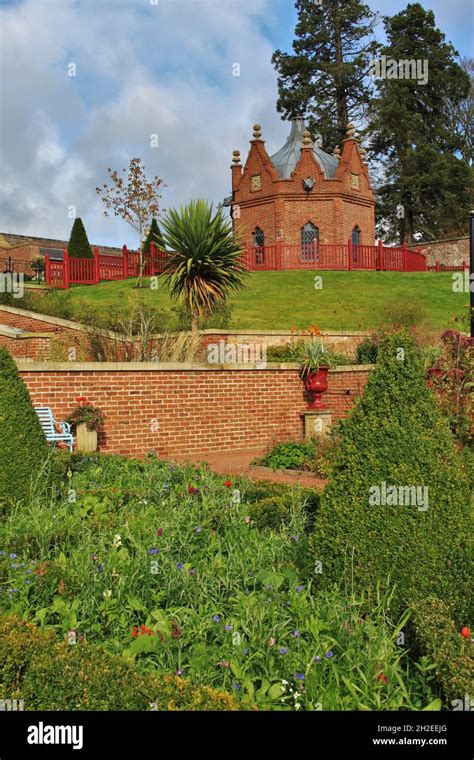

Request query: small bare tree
[{"left": 96, "top": 158, "right": 165, "bottom": 286}]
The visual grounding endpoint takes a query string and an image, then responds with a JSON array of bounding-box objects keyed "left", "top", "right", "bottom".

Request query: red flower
[
  {"left": 224, "top": 480, "right": 232, "bottom": 488},
  {"left": 139, "top": 624, "right": 154, "bottom": 637},
  {"left": 156, "top": 528, "right": 164, "bottom": 537},
  {"left": 131, "top": 626, "right": 138, "bottom": 638},
  {"left": 461, "top": 627, "right": 470, "bottom": 639},
  {"left": 75, "top": 396, "right": 89, "bottom": 406},
  {"left": 376, "top": 671, "right": 388, "bottom": 684},
  {"left": 188, "top": 485, "right": 199, "bottom": 495}
]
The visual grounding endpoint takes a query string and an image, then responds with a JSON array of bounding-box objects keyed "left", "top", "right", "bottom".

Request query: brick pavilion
[{"left": 228, "top": 117, "right": 375, "bottom": 253}]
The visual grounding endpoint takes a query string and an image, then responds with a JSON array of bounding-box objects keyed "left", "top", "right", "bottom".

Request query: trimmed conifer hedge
[{"left": 0, "top": 348, "right": 52, "bottom": 507}]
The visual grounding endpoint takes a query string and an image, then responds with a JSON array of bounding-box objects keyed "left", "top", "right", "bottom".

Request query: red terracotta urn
[{"left": 304, "top": 366, "right": 329, "bottom": 409}]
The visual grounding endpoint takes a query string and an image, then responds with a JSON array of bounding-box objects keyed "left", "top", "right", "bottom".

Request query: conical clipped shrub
[
  {"left": 310, "top": 330, "right": 472, "bottom": 622},
  {"left": 68, "top": 217, "right": 93, "bottom": 259},
  {"left": 0, "top": 348, "right": 52, "bottom": 507},
  {"left": 143, "top": 217, "right": 165, "bottom": 253}
]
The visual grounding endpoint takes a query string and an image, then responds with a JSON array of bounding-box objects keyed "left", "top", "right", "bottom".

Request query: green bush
[
  {"left": 311, "top": 330, "right": 472, "bottom": 622},
  {"left": 243, "top": 480, "right": 320, "bottom": 531},
  {"left": 383, "top": 299, "right": 426, "bottom": 329},
  {"left": 258, "top": 441, "right": 316, "bottom": 471},
  {"left": 0, "top": 347, "right": 53, "bottom": 508},
  {"left": 356, "top": 334, "right": 379, "bottom": 364},
  {"left": 143, "top": 217, "right": 165, "bottom": 254},
  {"left": 0, "top": 616, "right": 245, "bottom": 711},
  {"left": 410, "top": 597, "right": 473, "bottom": 706},
  {"left": 68, "top": 217, "right": 93, "bottom": 259}
]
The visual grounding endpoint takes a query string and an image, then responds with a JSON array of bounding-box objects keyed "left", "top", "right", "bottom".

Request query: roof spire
[
  {"left": 252, "top": 124, "right": 262, "bottom": 140},
  {"left": 232, "top": 150, "right": 241, "bottom": 165}
]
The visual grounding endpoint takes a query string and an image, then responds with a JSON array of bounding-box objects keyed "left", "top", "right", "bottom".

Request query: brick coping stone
[{"left": 16, "top": 360, "right": 374, "bottom": 372}]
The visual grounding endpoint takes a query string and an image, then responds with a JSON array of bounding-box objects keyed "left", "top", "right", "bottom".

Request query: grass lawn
[{"left": 61, "top": 270, "right": 467, "bottom": 331}]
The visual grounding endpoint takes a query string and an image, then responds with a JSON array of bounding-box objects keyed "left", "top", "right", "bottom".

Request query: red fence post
[
  {"left": 377, "top": 239, "right": 382, "bottom": 270},
  {"left": 63, "top": 248, "right": 70, "bottom": 289},
  {"left": 149, "top": 241, "right": 155, "bottom": 275},
  {"left": 402, "top": 242, "right": 408, "bottom": 271},
  {"left": 122, "top": 245, "right": 129, "bottom": 279},
  {"left": 347, "top": 239, "right": 353, "bottom": 270},
  {"left": 93, "top": 246, "right": 100, "bottom": 283},
  {"left": 45, "top": 255, "right": 51, "bottom": 286},
  {"left": 436, "top": 260, "right": 439, "bottom": 272}
]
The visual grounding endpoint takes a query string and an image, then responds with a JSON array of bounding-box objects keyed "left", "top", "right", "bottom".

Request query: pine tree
[
  {"left": 143, "top": 217, "right": 165, "bottom": 254},
  {"left": 0, "top": 347, "right": 53, "bottom": 507},
  {"left": 68, "top": 218, "right": 93, "bottom": 259},
  {"left": 367, "top": 3, "right": 471, "bottom": 243},
  {"left": 272, "top": 0, "right": 379, "bottom": 149}
]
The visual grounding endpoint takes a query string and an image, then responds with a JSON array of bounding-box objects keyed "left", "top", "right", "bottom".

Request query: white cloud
[{"left": 0, "top": 0, "right": 287, "bottom": 247}]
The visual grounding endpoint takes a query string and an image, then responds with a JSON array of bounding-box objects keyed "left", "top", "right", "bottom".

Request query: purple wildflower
[
  {"left": 292, "top": 630, "right": 300, "bottom": 638},
  {"left": 314, "top": 656, "right": 322, "bottom": 663},
  {"left": 295, "top": 672, "right": 305, "bottom": 680},
  {"left": 9, "top": 553, "right": 17, "bottom": 559},
  {"left": 233, "top": 683, "right": 241, "bottom": 690},
  {"left": 149, "top": 548, "right": 159, "bottom": 555},
  {"left": 325, "top": 651, "right": 334, "bottom": 659},
  {"left": 244, "top": 648, "right": 249, "bottom": 656},
  {"left": 195, "top": 526, "right": 202, "bottom": 533},
  {"left": 212, "top": 614, "right": 221, "bottom": 623},
  {"left": 290, "top": 536, "right": 299, "bottom": 543},
  {"left": 279, "top": 647, "right": 288, "bottom": 655},
  {"left": 189, "top": 568, "right": 196, "bottom": 576},
  {"left": 176, "top": 562, "right": 183, "bottom": 570},
  {"left": 224, "top": 624, "right": 233, "bottom": 631},
  {"left": 295, "top": 585, "right": 304, "bottom": 592}
]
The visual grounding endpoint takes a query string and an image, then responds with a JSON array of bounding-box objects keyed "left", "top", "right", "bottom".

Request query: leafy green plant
[
  {"left": 296, "top": 339, "right": 334, "bottom": 379},
  {"left": 311, "top": 330, "right": 472, "bottom": 624},
  {"left": 68, "top": 217, "right": 93, "bottom": 259},
  {"left": 160, "top": 199, "right": 248, "bottom": 332},
  {"left": 66, "top": 397, "right": 104, "bottom": 432},
  {"left": 0, "top": 347, "right": 53, "bottom": 508},
  {"left": 257, "top": 442, "right": 316, "bottom": 471},
  {"left": 356, "top": 333, "right": 380, "bottom": 364}
]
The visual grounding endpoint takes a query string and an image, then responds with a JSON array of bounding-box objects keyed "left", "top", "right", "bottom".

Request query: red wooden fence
[
  {"left": 239, "top": 240, "right": 427, "bottom": 272},
  {"left": 45, "top": 239, "right": 432, "bottom": 289}
]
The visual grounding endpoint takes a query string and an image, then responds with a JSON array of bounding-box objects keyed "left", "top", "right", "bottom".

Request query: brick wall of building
[
  {"left": 232, "top": 124, "right": 375, "bottom": 248},
  {"left": 18, "top": 363, "right": 371, "bottom": 457}
]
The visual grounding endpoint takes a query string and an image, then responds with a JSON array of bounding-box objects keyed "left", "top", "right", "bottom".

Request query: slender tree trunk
[
  {"left": 333, "top": 4, "right": 348, "bottom": 144},
  {"left": 191, "top": 313, "right": 199, "bottom": 334}
]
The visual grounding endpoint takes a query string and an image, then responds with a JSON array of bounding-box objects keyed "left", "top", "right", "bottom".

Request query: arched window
[
  {"left": 351, "top": 226, "right": 361, "bottom": 265},
  {"left": 301, "top": 222, "right": 319, "bottom": 262},
  {"left": 351, "top": 226, "right": 361, "bottom": 245},
  {"left": 252, "top": 227, "right": 265, "bottom": 264}
]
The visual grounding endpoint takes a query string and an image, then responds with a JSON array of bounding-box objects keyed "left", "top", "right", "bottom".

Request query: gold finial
[
  {"left": 302, "top": 129, "right": 313, "bottom": 147},
  {"left": 232, "top": 150, "right": 241, "bottom": 165},
  {"left": 332, "top": 146, "right": 341, "bottom": 160},
  {"left": 345, "top": 122, "right": 356, "bottom": 139},
  {"left": 253, "top": 124, "right": 262, "bottom": 139}
]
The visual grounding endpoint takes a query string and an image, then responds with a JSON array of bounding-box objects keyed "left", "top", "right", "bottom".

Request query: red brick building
[{"left": 229, "top": 118, "right": 375, "bottom": 251}]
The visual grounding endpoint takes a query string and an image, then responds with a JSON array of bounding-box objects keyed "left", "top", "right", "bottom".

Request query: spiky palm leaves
[{"left": 160, "top": 200, "right": 248, "bottom": 332}]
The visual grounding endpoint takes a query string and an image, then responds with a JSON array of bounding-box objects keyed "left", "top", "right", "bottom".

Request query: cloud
[{"left": 0, "top": 0, "right": 288, "bottom": 247}]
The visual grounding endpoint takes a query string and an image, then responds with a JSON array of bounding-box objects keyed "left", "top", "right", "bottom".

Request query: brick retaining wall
[{"left": 17, "top": 362, "right": 371, "bottom": 458}]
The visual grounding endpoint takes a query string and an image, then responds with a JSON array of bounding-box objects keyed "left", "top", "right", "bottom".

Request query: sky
[{"left": 0, "top": 0, "right": 472, "bottom": 248}]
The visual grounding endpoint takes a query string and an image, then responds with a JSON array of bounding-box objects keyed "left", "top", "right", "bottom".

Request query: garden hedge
[
  {"left": 0, "top": 616, "right": 246, "bottom": 711},
  {"left": 311, "top": 330, "right": 472, "bottom": 623},
  {"left": 410, "top": 597, "right": 473, "bottom": 706},
  {"left": 67, "top": 217, "right": 93, "bottom": 259},
  {"left": 0, "top": 347, "right": 53, "bottom": 507}
]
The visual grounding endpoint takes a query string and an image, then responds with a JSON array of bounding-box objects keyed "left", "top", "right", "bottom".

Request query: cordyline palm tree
[{"left": 160, "top": 199, "right": 248, "bottom": 333}]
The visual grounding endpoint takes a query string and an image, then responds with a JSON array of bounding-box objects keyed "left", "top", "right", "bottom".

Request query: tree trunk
[
  {"left": 333, "top": 6, "right": 348, "bottom": 144},
  {"left": 191, "top": 313, "right": 199, "bottom": 334}
]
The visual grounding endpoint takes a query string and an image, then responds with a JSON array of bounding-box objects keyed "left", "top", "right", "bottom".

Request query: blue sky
[{"left": 0, "top": 0, "right": 472, "bottom": 247}]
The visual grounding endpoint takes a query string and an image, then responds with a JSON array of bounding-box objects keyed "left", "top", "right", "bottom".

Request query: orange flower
[
  {"left": 309, "top": 325, "right": 321, "bottom": 336},
  {"left": 34, "top": 562, "right": 47, "bottom": 577},
  {"left": 461, "top": 627, "right": 470, "bottom": 639}
]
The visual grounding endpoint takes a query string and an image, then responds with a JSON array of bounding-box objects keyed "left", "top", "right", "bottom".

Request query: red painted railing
[
  {"left": 45, "top": 240, "right": 432, "bottom": 289},
  {"left": 239, "top": 241, "right": 427, "bottom": 272},
  {"left": 45, "top": 242, "right": 170, "bottom": 289}
]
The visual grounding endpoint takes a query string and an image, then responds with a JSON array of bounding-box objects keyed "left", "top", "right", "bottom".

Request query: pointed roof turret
[{"left": 269, "top": 117, "right": 339, "bottom": 179}]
